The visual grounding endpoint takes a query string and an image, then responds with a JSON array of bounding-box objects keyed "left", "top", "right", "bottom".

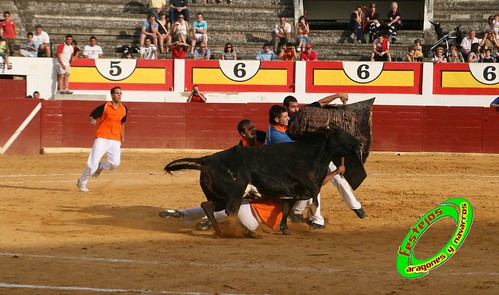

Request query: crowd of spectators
[{"left": 1, "top": 2, "right": 498, "bottom": 63}]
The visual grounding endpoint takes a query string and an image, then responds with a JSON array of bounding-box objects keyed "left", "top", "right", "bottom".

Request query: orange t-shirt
[
  {"left": 251, "top": 200, "right": 283, "bottom": 229},
  {"left": 95, "top": 102, "right": 127, "bottom": 141}
]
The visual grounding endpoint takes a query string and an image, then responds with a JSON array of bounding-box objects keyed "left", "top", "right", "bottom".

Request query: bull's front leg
[
  {"left": 201, "top": 201, "right": 220, "bottom": 235},
  {"left": 280, "top": 199, "right": 297, "bottom": 235}
]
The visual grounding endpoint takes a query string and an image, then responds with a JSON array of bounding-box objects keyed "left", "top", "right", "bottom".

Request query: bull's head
[{"left": 326, "top": 128, "right": 362, "bottom": 159}]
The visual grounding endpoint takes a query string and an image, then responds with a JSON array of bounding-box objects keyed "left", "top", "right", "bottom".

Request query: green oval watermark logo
[{"left": 397, "top": 197, "right": 473, "bottom": 278}]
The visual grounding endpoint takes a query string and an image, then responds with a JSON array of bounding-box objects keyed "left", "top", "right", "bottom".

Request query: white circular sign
[
  {"left": 219, "top": 60, "right": 261, "bottom": 82},
  {"left": 342, "top": 62, "right": 384, "bottom": 84},
  {"left": 469, "top": 63, "right": 499, "bottom": 85},
  {"left": 95, "top": 59, "right": 138, "bottom": 81}
]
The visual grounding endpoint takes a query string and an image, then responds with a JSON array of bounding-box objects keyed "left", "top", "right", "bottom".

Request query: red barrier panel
[
  {"left": 0, "top": 79, "right": 27, "bottom": 99},
  {"left": 0, "top": 99, "right": 41, "bottom": 154},
  {"left": 1, "top": 100, "right": 497, "bottom": 154}
]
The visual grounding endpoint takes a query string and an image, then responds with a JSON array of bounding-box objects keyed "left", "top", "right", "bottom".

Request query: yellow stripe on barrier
[
  {"left": 314, "top": 69, "right": 414, "bottom": 86},
  {"left": 192, "top": 68, "right": 288, "bottom": 85},
  {"left": 71, "top": 67, "right": 166, "bottom": 84},
  {"left": 442, "top": 71, "right": 499, "bottom": 88}
]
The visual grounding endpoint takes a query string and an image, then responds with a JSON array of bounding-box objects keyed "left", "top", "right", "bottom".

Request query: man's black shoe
[{"left": 353, "top": 207, "right": 366, "bottom": 219}]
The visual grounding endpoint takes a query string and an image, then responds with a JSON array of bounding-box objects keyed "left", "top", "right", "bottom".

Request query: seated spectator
[
  {"left": 190, "top": 13, "right": 208, "bottom": 54},
  {"left": 279, "top": 42, "right": 298, "bottom": 61},
  {"left": 405, "top": 45, "right": 416, "bottom": 62},
  {"left": 139, "top": 37, "right": 158, "bottom": 59},
  {"left": 479, "top": 30, "right": 498, "bottom": 57},
  {"left": 172, "top": 14, "right": 189, "bottom": 45},
  {"left": 220, "top": 42, "right": 237, "bottom": 60},
  {"left": 387, "top": 1, "right": 402, "bottom": 44},
  {"left": 140, "top": 15, "right": 159, "bottom": 48},
  {"left": 0, "top": 36, "right": 11, "bottom": 69},
  {"left": 300, "top": 43, "right": 318, "bottom": 61},
  {"left": 272, "top": 16, "right": 291, "bottom": 52},
  {"left": 484, "top": 15, "right": 495, "bottom": 34},
  {"left": 493, "top": 14, "right": 499, "bottom": 39},
  {"left": 169, "top": 0, "right": 189, "bottom": 25},
  {"left": 71, "top": 40, "right": 81, "bottom": 59},
  {"left": 157, "top": 11, "right": 171, "bottom": 53},
  {"left": 83, "top": 36, "right": 103, "bottom": 59},
  {"left": 490, "top": 96, "right": 499, "bottom": 108},
  {"left": 432, "top": 46, "right": 447, "bottom": 63},
  {"left": 349, "top": 6, "right": 364, "bottom": 44},
  {"left": 148, "top": 0, "right": 166, "bottom": 23},
  {"left": 481, "top": 48, "right": 496, "bottom": 63},
  {"left": 370, "top": 35, "right": 391, "bottom": 61},
  {"left": 19, "top": 32, "right": 39, "bottom": 58},
  {"left": 447, "top": 45, "right": 464, "bottom": 63},
  {"left": 170, "top": 40, "right": 189, "bottom": 59},
  {"left": 460, "top": 30, "right": 480, "bottom": 61},
  {"left": 413, "top": 39, "right": 424, "bottom": 62},
  {"left": 366, "top": 2, "right": 380, "bottom": 43},
  {"left": 468, "top": 43, "right": 481, "bottom": 62},
  {"left": 186, "top": 85, "right": 207, "bottom": 103},
  {"left": 256, "top": 43, "right": 276, "bottom": 61},
  {"left": 295, "top": 16, "right": 310, "bottom": 51},
  {"left": 33, "top": 24, "right": 51, "bottom": 57},
  {"left": 193, "top": 41, "right": 210, "bottom": 60}
]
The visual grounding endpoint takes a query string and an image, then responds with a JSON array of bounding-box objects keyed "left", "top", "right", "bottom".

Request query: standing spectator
[
  {"left": 278, "top": 42, "right": 298, "bottom": 61},
  {"left": 140, "top": 37, "right": 158, "bottom": 59},
  {"left": 447, "top": 45, "right": 464, "bottom": 63},
  {"left": 460, "top": 30, "right": 480, "bottom": 61},
  {"left": 349, "top": 6, "right": 364, "bottom": 44},
  {"left": 169, "top": 0, "right": 189, "bottom": 25},
  {"left": 76, "top": 86, "right": 128, "bottom": 193},
  {"left": 300, "top": 43, "right": 318, "bottom": 61},
  {"left": 33, "top": 91, "right": 41, "bottom": 99},
  {"left": 468, "top": 43, "right": 481, "bottom": 63},
  {"left": 1, "top": 11, "right": 16, "bottom": 56},
  {"left": 83, "top": 36, "right": 104, "bottom": 59},
  {"left": 56, "top": 35, "right": 74, "bottom": 94},
  {"left": 387, "top": 1, "right": 402, "bottom": 44},
  {"left": 172, "top": 14, "right": 189, "bottom": 45},
  {"left": 140, "top": 15, "right": 159, "bottom": 48},
  {"left": 366, "top": 2, "right": 380, "bottom": 43},
  {"left": 220, "top": 42, "right": 236, "bottom": 60},
  {"left": 432, "top": 47, "right": 447, "bottom": 63},
  {"left": 256, "top": 42, "right": 276, "bottom": 61},
  {"left": 413, "top": 39, "right": 424, "bottom": 62},
  {"left": 295, "top": 15, "right": 310, "bottom": 52},
  {"left": 19, "top": 32, "right": 39, "bottom": 58},
  {"left": 0, "top": 35, "right": 12, "bottom": 69},
  {"left": 170, "top": 40, "right": 189, "bottom": 59},
  {"left": 148, "top": 0, "right": 166, "bottom": 23},
  {"left": 33, "top": 24, "right": 51, "bottom": 57},
  {"left": 405, "top": 45, "right": 416, "bottom": 62},
  {"left": 370, "top": 34, "right": 391, "bottom": 61},
  {"left": 186, "top": 85, "right": 207, "bottom": 102},
  {"left": 71, "top": 40, "right": 81, "bottom": 59},
  {"left": 193, "top": 41, "right": 210, "bottom": 60},
  {"left": 272, "top": 16, "right": 291, "bottom": 52},
  {"left": 190, "top": 13, "right": 208, "bottom": 54},
  {"left": 158, "top": 11, "right": 171, "bottom": 54}
]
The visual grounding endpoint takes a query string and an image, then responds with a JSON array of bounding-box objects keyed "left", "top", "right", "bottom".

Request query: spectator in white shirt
[
  {"left": 272, "top": 16, "right": 291, "bottom": 52},
  {"left": 83, "top": 36, "right": 104, "bottom": 59},
  {"left": 33, "top": 24, "right": 51, "bottom": 57},
  {"left": 460, "top": 30, "right": 480, "bottom": 61},
  {"left": 139, "top": 37, "right": 158, "bottom": 59}
]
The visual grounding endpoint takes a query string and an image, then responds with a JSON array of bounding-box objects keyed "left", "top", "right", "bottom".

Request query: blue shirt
[
  {"left": 256, "top": 49, "right": 276, "bottom": 61},
  {"left": 193, "top": 21, "right": 208, "bottom": 33},
  {"left": 265, "top": 124, "right": 294, "bottom": 144},
  {"left": 143, "top": 20, "right": 159, "bottom": 33},
  {"left": 491, "top": 97, "right": 499, "bottom": 105}
]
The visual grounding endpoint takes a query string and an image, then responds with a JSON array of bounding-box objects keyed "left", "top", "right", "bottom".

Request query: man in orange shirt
[{"left": 77, "top": 87, "right": 128, "bottom": 192}]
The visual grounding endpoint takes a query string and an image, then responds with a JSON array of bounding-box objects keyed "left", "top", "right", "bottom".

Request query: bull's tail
[{"left": 164, "top": 157, "right": 205, "bottom": 174}]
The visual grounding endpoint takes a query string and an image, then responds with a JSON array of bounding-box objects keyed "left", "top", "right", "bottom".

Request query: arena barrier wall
[{"left": 1, "top": 99, "right": 498, "bottom": 155}]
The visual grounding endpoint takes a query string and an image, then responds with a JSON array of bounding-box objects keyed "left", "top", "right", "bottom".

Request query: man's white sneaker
[
  {"left": 92, "top": 163, "right": 103, "bottom": 179},
  {"left": 76, "top": 179, "right": 89, "bottom": 192}
]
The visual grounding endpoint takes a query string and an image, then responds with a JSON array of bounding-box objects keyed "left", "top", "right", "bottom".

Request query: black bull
[{"left": 164, "top": 128, "right": 366, "bottom": 235}]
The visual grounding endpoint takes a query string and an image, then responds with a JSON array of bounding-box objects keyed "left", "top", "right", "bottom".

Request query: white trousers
[
  {"left": 79, "top": 137, "right": 121, "bottom": 185},
  {"left": 180, "top": 203, "right": 260, "bottom": 231},
  {"left": 293, "top": 161, "right": 362, "bottom": 224}
]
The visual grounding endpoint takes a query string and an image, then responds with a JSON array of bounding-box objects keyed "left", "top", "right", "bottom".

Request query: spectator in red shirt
[
  {"left": 186, "top": 85, "right": 207, "bottom": 103},
  {"left": 1, "top": 11, "right": 16, "bottom": 55},
  {"left": 300, "top": 43, "right": 318, "bottom": 61},
  {"left": 170, "top": 40, "right": 189, "bottom": 59}
]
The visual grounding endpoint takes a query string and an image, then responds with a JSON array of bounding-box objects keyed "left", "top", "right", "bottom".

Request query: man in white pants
[
  {"left": 76, "top": 87, "right": 128, "bottom": 192},
  {"left": 283, "top": 94, "right": 366, "bottom": 225}
]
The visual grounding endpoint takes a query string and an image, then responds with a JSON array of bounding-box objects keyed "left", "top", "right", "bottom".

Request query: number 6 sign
[
  {"left": 219, "top": 60, "right": 261, "bottom": 82},
  {"left": 469, "top": 64, "right": 499, "bottom": 85}
]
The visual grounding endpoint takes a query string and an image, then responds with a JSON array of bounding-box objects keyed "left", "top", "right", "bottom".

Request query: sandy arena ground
[{"left": 0, "top": 151, "right": 497, "bottom": 295}]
